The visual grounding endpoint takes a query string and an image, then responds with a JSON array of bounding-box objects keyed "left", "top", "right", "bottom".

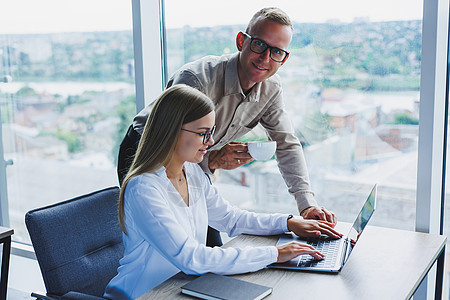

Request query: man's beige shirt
[{"left": 134, "top": 53, "right": 317, "bottom": 213}]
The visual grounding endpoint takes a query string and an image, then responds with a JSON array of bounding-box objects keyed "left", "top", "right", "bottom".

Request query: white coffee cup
[{"left": 247, "top": 141, "right": 277, "bottom": 161}]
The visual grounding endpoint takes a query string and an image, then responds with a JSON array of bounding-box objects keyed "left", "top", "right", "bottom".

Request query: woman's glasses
[
  {"left": 181, "top": 125, "right": 216, "bottom": 145},
  {"left": 242, "top": 32, "right": 289, "bottom": 63}
]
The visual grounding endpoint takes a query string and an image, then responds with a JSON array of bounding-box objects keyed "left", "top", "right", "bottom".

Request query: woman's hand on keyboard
[
  {"left": 276, "top": 241, "right": 324, "bottom": 263},
  {"left": 287, "top": 217, "right": 343, "bottom": 239}
]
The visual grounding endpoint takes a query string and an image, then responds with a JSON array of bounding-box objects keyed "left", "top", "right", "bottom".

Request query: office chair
[{"left": 25, "top": 187, "right": 124, "bottom": 300}]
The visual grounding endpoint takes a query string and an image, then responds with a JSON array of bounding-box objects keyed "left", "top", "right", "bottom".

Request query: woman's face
[{"left": 175, "top": 111, "right": 216, "bottom": 164}]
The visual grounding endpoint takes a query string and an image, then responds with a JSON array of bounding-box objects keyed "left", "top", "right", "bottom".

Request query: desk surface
[
  {"left": 139, "top": 223, "right": 446, "bottom": 300},
  {"left": 0, "top": 226, "right": 13, "bottom": 240}
]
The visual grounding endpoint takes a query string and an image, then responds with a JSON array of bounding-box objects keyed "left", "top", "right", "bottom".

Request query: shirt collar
[
  {"left": 154, "top": 163, "right": 190, "bottom": 180},
  {"left": 224, "top": 53, "right": 262, "bottom": 103},
  {"left": 154, "top": 165, "right": 166, "bottom": 177},
  {"left": 224, "top": 53, "right": 241, "bottom": 96},
  {"left": 245, "top": 81, "right": 262, "bottom": 103}
]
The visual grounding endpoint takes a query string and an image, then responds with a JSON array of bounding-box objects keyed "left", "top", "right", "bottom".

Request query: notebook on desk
[
  {"left": 181, "top": 273, "right": 272, "bottom": 300},
  {"left": 269, "top": 184, "right": 377, "bottom": 273}
]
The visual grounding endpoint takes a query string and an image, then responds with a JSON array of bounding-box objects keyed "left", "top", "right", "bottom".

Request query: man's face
[{"left": 236, "top": 17, "right": 292, "bottom": 92}]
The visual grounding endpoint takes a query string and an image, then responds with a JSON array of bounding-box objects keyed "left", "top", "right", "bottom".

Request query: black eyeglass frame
[
  {"left": 181, "top": 125, "right": 216, "bottom": 145},
  {"left": 242, "top": 32, "right": 290, "bottom": 63}
]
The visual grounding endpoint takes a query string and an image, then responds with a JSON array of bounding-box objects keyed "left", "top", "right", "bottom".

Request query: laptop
[{"left": 269, "top": 184, "right": 377, "bottom": 273}]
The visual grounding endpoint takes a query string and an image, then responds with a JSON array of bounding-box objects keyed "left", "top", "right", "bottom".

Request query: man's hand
[
  {"left": 287, "top": 217, "right": 342, "bottom": 239},
  {"left": 301, "top": 206, "right": 337, "bottom": 225},
  {"left": 208, "top": 142, "right": 254, "bottom": 170}
]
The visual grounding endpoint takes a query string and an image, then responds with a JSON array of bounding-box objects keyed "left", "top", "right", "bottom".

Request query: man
[{"left": 118, "top": 7, "right": 336, "bottom": 246}]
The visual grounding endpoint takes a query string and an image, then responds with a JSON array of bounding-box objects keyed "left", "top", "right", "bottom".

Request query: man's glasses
[
  {"left": 181, "top": 125, "right": 216, "bottom": 145},
  {"left": 242, "top": 32, "right": 290, "bottom": 63}
]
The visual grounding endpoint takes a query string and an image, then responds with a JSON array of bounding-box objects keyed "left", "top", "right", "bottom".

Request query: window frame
[
  {"left": 145, "top": 1, "right": 449, "bottom": 298},
  {"left": 0, "top": 0, "right": 448, "bottom": 298},
  {"left": 131, "top": 0, "right": 168, "bottom": 112},
  {"left": 414, "top": 0, "right": 449, "bottom": 298},
  {"left": 416, "top": 0, "right": 449, "bottom": 236},
  {"left": 135, "top": 0, "right": 449, "bottom": 238}
]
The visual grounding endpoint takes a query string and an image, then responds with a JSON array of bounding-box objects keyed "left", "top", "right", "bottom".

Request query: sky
[{"left": 0, "top": 0, "right": 423, "bottom": 34}]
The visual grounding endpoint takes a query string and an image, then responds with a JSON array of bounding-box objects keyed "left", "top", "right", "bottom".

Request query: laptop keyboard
[{"left": 298, "top": 236, "right": 341, "bottom": 268}]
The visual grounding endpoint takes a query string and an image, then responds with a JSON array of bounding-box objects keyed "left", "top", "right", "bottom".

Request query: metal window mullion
[
  {"left": 415, "top": 0, "right": 449, "bottom": 299},
  {"left": 159, "top": 0, "right": 168, "bottom": 88},
  {"left": 416, "top": 0, "right": 449, "bottom": 235},
  {"left": 0, "top": 115, "right": 10, "bottom": 227},
  {"left": 131, "top": 0, "right": 166, "bottom": 113}
]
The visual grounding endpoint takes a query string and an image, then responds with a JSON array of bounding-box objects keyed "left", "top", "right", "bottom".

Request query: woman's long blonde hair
[{"left": 118, "top": 84, "right": 214, "bottom": 234}]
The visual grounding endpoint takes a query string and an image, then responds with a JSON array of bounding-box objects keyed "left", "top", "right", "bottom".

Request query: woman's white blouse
[{"left": 104, "top": 162, "right": 290, "bottom": 299}]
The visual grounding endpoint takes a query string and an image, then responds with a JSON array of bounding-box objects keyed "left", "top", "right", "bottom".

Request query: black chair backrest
[{"left": 25, "top": 187, "right": 124, "bottom": 297}]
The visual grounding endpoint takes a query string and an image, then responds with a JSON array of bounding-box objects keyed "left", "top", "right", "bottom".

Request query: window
[
  {"left": 442, "top": 18, "right": 450, "bottom": 300},
  {"left": 164, "top": 0, "right": 423, "bottom": 230},
  {"left": 0, "top": 0, "right": 136, "bottom": 244},
  {"left": 0, "top": 0, "right": 446, "bottom": 297}
]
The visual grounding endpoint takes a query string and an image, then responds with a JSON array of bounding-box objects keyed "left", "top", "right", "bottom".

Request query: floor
[
  {"left": 6, "top": 253, "right": 44, "bottom": 300},
  {"left": 7, "top": 288, "right": 32, "bottom": 300}
]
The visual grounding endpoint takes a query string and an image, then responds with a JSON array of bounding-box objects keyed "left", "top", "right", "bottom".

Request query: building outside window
[
  {"left": 165, "top": 0, "right": 422, "bottom": 229},
  {"left": 0, "top": 0, "right": 135, "bottom": 244},
  {"left": 165, "top": 2, "right": 450, "bottom": 297},
  {"left": 3, "top": 0, "right": 450, "bottom": 298}
]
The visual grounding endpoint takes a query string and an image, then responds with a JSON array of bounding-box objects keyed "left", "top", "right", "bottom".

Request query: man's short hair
[{"left": 246, "top": 7, "right": 293, "bottom": 33}]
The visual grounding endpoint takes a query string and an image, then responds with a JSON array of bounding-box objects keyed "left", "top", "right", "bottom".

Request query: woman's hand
[
  {"left": 276, "top": 241, "right": 324, "bottom": 263},
  {"left": 287, "top": 217, "right": 343, "bottom": 239}
]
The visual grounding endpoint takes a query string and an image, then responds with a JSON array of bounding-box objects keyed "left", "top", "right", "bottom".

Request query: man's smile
[{"left": 253, "top": 63, "right": 268, "bottom": 71}]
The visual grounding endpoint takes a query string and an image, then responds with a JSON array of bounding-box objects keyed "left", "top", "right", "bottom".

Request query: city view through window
[
  {"left": 3, "top": 0, "right": 450, "bottom": 297},
  {"left": 165, "top": 3, "right": 422, "bottom": 231},
  {"left": 0, "top": 0, "right": 423, "bottom": 247},
  {"left": 166, "top": 2, "right": 450, "bottom": 296},
  {"left": 0, "top": 2, "right": 135, "bottom": 244}
]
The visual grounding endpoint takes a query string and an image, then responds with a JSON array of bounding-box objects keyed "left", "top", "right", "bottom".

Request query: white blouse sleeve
[{"left": 125, "top": 178, "right": 280, "bottom": 276}]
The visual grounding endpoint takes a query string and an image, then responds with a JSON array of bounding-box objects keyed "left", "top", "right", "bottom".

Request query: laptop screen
[{"left": 345, "top": 184, "right": 377, "bottom": 262}]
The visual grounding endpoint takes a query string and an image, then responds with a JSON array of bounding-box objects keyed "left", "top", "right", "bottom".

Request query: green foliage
[
  {"left": 112, "top": 94, "right": 137, "bottom": 164},
  {"left": 392, "top": 112, "right": 419, "bottom": 125},
  {"left": 362, "top": 55, "right": 404, "bottom": 76},
  {"left": 15, "top": 86, "right": 38, "bottom": 97},
  {"left": 6, "top": 21, "right": 421, "bottom": 92},
  {"left": 13, "top": 31, "right": 135, "bottom": 82},
  {"left": 0, "top": 103, "right": 12, "bottom": 124},
  {"left": 367, "top": 76, "right": 420, "bottom": 91},
  {"left": 297, "top": 110, "right": 333, "bottom": 146},
  {"left": 235, "top": 134, "right": 267, "bottom": 143},
  {"left": 55, "top": 130, "right": 83, "bottom": 153},
  {"left": 290, "top": 20, "right": 421, "bottom": 91},
  {"left": 56, "top": 95, "right": 91, "bottom": 113},
  {"left": 179, "top": 26, "right": 236, "bottom": 63}
]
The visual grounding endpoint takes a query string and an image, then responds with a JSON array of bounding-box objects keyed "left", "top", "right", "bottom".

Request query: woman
[{"left": 104, "top": 84, "right": 342, "bottom": 299}]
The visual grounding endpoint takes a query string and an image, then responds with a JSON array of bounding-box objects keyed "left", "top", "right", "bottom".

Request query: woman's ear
[{"left": 236, "top": 32, "right": 244, "bottom": 51}]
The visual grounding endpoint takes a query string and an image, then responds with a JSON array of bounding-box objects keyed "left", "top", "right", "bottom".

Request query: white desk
[{"left": 139, "top": 223, "right": 446, "bottom": 300}]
